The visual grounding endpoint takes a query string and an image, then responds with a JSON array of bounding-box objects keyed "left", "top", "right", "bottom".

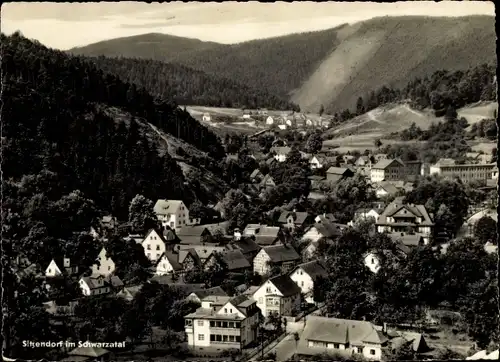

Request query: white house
[
  {"left": 142, "top": 229, "right": 171, "bottom": 262},
  {"left": 270, "top": 146, "right": 292, "bottom": 162},
  {"left": 253, "top": 245, "right": 300, "bottom": 275},
  {"left": 266, "top": 116, "right": 274, "bottom": 125},
  {"left": 155, "top": 251, "right": 183, "bottom": 275},
  {"left": 289, "top": 260, "right": 328, "bottom": 304},
  {"left": 79, "top": 275, "right": 111, "bottom": 296},
  {"left": 184, "top": 295, "right": 260, "bottom": 351},
  {"left": 185, "top": 287, "right": 228, "bottom": 304},
  {"left": 296, "top": 316, "right": 388, "bottom": 360},
  {"left": 202, "top": 113, "right": 211, "bottom": 122},
  {"left": 153, "top": 199, "right": 200, "bottom": 230},
  {"left": 252, "top": 274, "right": 302, "bottom": 318},
  {"left": 45, "top": 257, "right": 78, "bottom": 277},
  {"left": 242, "top": 110, "right": 251, "bottom": 119},
  {"left": 91, "top": 247, "right": 116, "bottom": 277},
  {"left": 348, "top": 207, "right": 383, "bottom": 227}
]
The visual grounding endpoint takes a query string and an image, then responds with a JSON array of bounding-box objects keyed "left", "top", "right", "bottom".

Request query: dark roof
[
  {"left": 218, "top": 249, "right": 251, "bottom": 270},
  {"left": 326, "top": 167, "right": 351, "bottom": 175},
  {"left": 191, "top": 286, "right": 228, "bottom": 299},
  {"left": 227, "top": 237, "right": 261, "bottom": 254},
  {"left": 376, "top": 181, "right": 399, "bottom": 195},
  {"left": 269, "top": 274, "right": 302, "bottom": 297},
  {"left": 312, "top": 221, "right": 346, "bottom": 238},
  {"left": 157, "top": 252, "right": 183, "bottom": 271},
  {"left": 372, "top": 158, "right": 405, "bottom": 169},
  {"left": 293, "top": 260, "right": 328, "bottom": 280},
  {"left": 177, "top": 226, "right": 209, "bottom": 237},
  {"left": 278, "top": 211, "right": 311, "bottom": 225},
  {"left": 163, "top": 229, "right": 177, "bottom": 241},
  {"left": 263, "top": 245, "right": 300, "bottom": 263}
]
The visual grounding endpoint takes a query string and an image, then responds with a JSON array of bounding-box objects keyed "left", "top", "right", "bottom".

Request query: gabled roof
[
  {"left": 292, "top": 260, "right": 328, "bottom": 280},
  {"left": 227, "top": 237, "right": 261, "bottom": 254},
  {"left": 190, "top": 286, "right": 228, "bottom": 300},
  {"left": 154, "top": 199, "right": 183, "bottom": 215},
  {"left": 215, "top": 249, "right": 251, "bottom": 271},
  {"left": 302, "top": 316, "right": 387, "bottom": 346},
  {"left": 326, "top": 167, "right": 351, "bottom": 175},
  {"left": 308, "top": 221, "right": 346, "bottom": 238},
  {"left": 157, "top": 252, "right": 183, "bottom": 271},
  {"left": 178, "top": 245, "right": 225, "bottom": 262},
  {"left": 372, "top": 158, "right": 405, "bottom": 170},
  {"left": 177, "top": 225, "right": 210, "bottom": 237},
  {"left": 278, "top": 211, "right": 311, "bottom": 225},
  {"left": 143, "top": 228, "right": 169, "bottom": 245},
  {"left": 376, "top": 181, "right": 400, "bottom": 195},
  {"left": 269, "top": 274, "right": 302, "bottom": 297},
  {"left": 262, "top": 244, "right": 300, "bottom": 263}
]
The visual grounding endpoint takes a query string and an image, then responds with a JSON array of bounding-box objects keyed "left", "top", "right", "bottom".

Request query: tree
[
  {"left": 474, "top": 216, "right": 497, "bottom": 244},
  {"left": 374, "top": 138, "right": 382, "bottom": 148},
  {"left": 304, "top": 132, "right": 323, "bottom": 154},
  {"left": 319, "top": 104, "right": 324, "bottom": 116},
  {"left": 434, "top": 204, "right": 455, "bottom": 240},
  {"left": 128, "top": 194, "right": 158, "bottom": 234}
]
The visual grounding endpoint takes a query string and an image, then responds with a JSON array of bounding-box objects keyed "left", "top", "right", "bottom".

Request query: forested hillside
[
  {"left": 81, "top": 55, "right": 299, "bottom": 110},
  {"left": 1, "top": 32, "right": 225, "bottom": 221},
  {"left": 71, "top": 16, "right": 495, "bottom": 113}
]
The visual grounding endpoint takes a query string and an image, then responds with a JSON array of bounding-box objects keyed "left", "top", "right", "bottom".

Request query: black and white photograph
[{"left": 1, "top": 1, "right": 498, "bottom": 361}]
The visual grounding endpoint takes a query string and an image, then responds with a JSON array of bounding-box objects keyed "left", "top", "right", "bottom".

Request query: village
[{"left": 11, "top": 125, "right": 498, "bottom": 361}]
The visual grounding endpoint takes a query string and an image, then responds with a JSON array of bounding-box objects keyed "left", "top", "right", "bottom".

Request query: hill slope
[
  {"left": 71, "top": 16, "right": 496, "bottom": 113},
  {"left": 79, "top": 55, "right": 298, "bottom": 110},
  {"left": 68, "top": 32, "right": 221, "bottom": 59},
  {"left": 2, "top": 32, "right": 228, "bottom": 220}
]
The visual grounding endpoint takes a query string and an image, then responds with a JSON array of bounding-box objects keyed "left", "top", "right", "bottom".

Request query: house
[
  {"left": 202, "top": 113, "right": 211, "bottom": 122},
  {"left": 315, "top": 213, "right": 336, "bottom": 224},
  {"left": 309, "top": 156, "right": 336, "bottom": 169},
  {"left": 117, "top": 284, "right": 143, "bottom": 302},
  {"left": 153, "top": 199, "right": 200, "bottom": 230},
  {"left": 177, "top": 245, "right": 226, "bottom": 265},
  {"left": 225, "top": 237, "right": 261, "bottom": 260},
  {"left": 265, "top": 116, "right": 274, "bottom": 125},
  {"left": 79, "top": 275, "right": 123, "bottom": 296},
  {"left": 374, "top": 181, "right": 400, "bottom": 199},
  {"left": 270, "top": 146, "right": 292, "bottom": 162},
  {"left": 184, "top": 294, "right": 260, "bottom": 351},
  {"left": 259, "top": 174, "right": 276, "bottom": 189},
  {"left": 45, "top": 257, "right": 79, "bottom": 278},
  {"left": 250, "top": 169, "right": 265, "bottom": 183},
  {"left": 253, "top": 244, "right": 300, "bottom": 275},
  {"left": 155, "top": 251, "right": 183, "bottom": 275},
  {"left": 59, "top": 343, "right": 112, "bottom": 362},
  {"left": 91, "top": 247, "right": 115, "bottom": 277},
  {"left": 376, "top": 197, "right": 434, "bottom": 243},
  {"left": 242, "top": 110, "right": 252, "bottom": 119},
  {"left": 277, "top": 124, "right": 287, "bottom": 130},
  {"left": 309, "top": 175, "right": 326, "bottom": 191},
  {"left": 177, "top": 225, "right": 213, "bottom": 245},
  {"left": 252, "top": 274, "right": 302, "bottom": 317},
  {"left": 204, "top": 249, "right": 252, "bottom": 274},
  {"left": 90, "top": 215, "right": 118, "bottom": 239},
  {"left": 278, "top": 211, "right": 313, "bottom": 231},
  {"left": 242, "top": 224, "right": 283, "bottom": 246},
  {"left": 186, "top": 286, "right": 228, "bottom": 304},
  {"left": 467, "top": 349, "right": 499, "bottom": 360},
  {"left": 430, "top": 160, "right": 497, "bottom": 184},
  {"left": 289, "top": 260, "right": 328, "bottom": 304},
  {"left": 301, "top": 222, "right": 346, "bottom": 244},
  {"left": 348, "top": 205, "right": 385, "bottom": 226},
  {"left": 390, "top": 331, "right": 430, "bottom": 354},
  {"left": 363, "top": 244, "right": 410, "bottom": 274},
  {"left": 295, "top": 316, "right": 389, "bottom": 360},
  {"left": 355, "top": 156, "right": 373, "bottom": 177},
  {"left": 142, "top": 228, "right": 173, "bottom": 262},
  {"left": 370, "top": 159, "right": 406, "bottom": 183},
  {"left": 326, "top": 167, "right": 355, "bottom": 183}
]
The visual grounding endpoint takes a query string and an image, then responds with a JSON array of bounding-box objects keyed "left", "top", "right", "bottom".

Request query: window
[
  {"left": 108, "top": 266, "right": 111, "bottom": 271},
  {"left": 230, "top": 309, "right": 233, "bottom": 313},
  {"left": 235, "top": 322, "right": 241, "bottom": 328},
  {"left": 210, "top": 334, "right": 215, "bottom": 341},
  {"left": 228, "top": 322, "right": 235, "bottom": 328},
  {"left": 156, "top": 245, "right": 160, "bottom": 250},
  {"left": 216, "top": 321, "right": 222, "bottom": 327},
  {"left": 156, "top": 253, "right": 160, "bottom": 259},
  {"left": 229, "top": 335, "right": 235, "bottom": 342},
  {"left": 334, "top": 344, "right": 339, "bottom": 349},
  {"left": 197, "top": 320, "right": 204, "bottom": 326},
  {"left": 371, "top": 258, "right": 375, "bottom": 264},
  {"left": 301, "top": 281, "right": 304, "bottom": 287},
  {"left": 370, "top": 349, "right": 376, "bottom": 355},
  {"left": 235, "top": 336, "right": 241, "bottom": 342},
  {"left": 185, "top": 319, "right": 192, "bottom": 326},
  {"left": 223, "top": 335, "right": 228, "bottom": 342},
  {"left": 48, "top": 269, "right": 51, "bottom": 273},
  {"left": 162, "top": 263, "right": 166, "bottom": 269},
  {"left": 222, "top": 322, "right": 228, "bottom": 328},
  {"left": 198, "top": 334, "right": 204, "bottom": 341},
  {"left": 147, "top": 244, "right": 151, "bottom": 250},
  {"left": 266, "top": 287, "right": 272, "bottom": 293},
  {"left": 224, "top": 308, "right": 227, "bottom": 313},
  {"left": 210, "top": 321, "right": 215, "bottom": 327}
]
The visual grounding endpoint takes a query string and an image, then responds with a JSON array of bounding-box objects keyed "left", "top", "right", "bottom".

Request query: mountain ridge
[{"left": 70, "top": 15, "right": 496, "bottom": 114}]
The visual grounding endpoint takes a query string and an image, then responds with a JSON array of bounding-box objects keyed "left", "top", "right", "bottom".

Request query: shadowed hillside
[{"left": 71, "top": 16, "right": 496, "bottom": 114}]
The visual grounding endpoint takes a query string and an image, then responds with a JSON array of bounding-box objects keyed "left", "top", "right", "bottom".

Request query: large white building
[
  {"left": 184, "top": 295, "right": 260, "bottom": 351},
  {"left": 153, "top": 199, "right": 200, "bottom": 230},
  {"left": 252, "top": 274, "right": 302, "bottom": 318},
  {"left": 289, "top": 260, "right": 328, "bottom": 305}
]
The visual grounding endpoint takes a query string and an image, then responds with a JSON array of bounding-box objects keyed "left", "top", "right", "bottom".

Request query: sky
[{"left": 1, "top": 1, "right": 496, "bottom": 50}]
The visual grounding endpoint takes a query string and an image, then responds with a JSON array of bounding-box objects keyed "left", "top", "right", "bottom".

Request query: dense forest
[
  {"left": 331, "top": 63, "right": 497, "bottom": 124},
  {"left": 2, "top": 32, "right": 225, "bottom": 219},
  {"left": 82, "top": 56, "right": 300, "bottom": 110}
]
